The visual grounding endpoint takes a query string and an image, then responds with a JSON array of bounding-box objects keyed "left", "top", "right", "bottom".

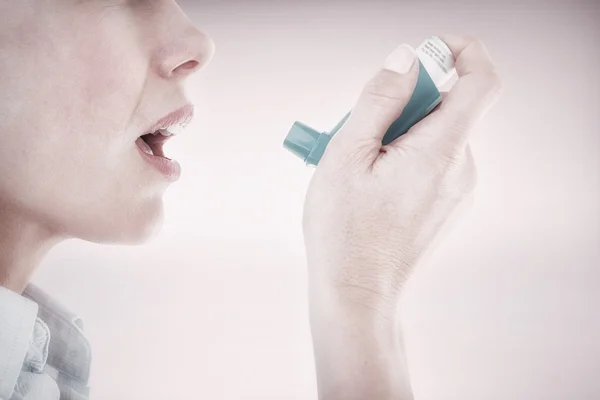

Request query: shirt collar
[
  {"left": 0, "top": 285, "right": 39, "bottom": 399},
  {"left": 22, "top": 284, "right": 91, "bottom": 384}
]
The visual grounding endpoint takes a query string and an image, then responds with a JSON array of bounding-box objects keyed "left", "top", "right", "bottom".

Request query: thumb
[{"left": 329, "top": 44, "right": 419, "bottom": 163}]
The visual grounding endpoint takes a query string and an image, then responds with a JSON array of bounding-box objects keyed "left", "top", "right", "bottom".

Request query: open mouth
[
  {"left": 135, "top": 128, "right": 183, "bottom": 181},
  {"left": 136, "top": 105, "right": 192, "bottom": 160},
  {"left": 136, "top": 131, "right": 172, "bottom": 159},
  {"left": 135, "top": 104, "right": 193, "bottom": 181}
]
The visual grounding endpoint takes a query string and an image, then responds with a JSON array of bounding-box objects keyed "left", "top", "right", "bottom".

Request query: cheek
[
  {"left": 0, "top": 44, "right": 151, "bottom": 236},
  {"left": 0, "top": 57, "right": 139, "bottom": 197},
  {"left": 1, "top": 25, "right": 142, "bottom": 160},
  {"left": 0, "top": 10, "right": 162, "bottom": 243}
]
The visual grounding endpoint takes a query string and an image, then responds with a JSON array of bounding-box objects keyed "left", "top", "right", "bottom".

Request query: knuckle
[
  {"left": 456, "top": 35, "right": 487, "bottom": 57},
  {"left": 466, "top": 37, "right": 491, "bottom": 59},
  {"left": 450, "top": 108, "right": 475, "bottom": 133},
  {"left": 437, "top": 151, "right": 463, "bottom": 170},
  {"left": 462, "top": 168, "right": 478, "bottom": 195},
  {"left": 443, "top": 176, "right": 475, "bottom": 202},
  {"left": 458, "top": 157, "right": 478, "bottom": 196},
  {"left": 457, "top": 71, "right": 503, "bottom": 116},
  {"left": 436, "top": 150, "right": 477, "bottom": 199},
  {"left": 463, "top": 34, "right": 483, "bottom": 45},
  {"left": 471, "top": 37, "right": 487, "bottom": 50},
  {"left": 482, "top": 70, "right": 504, "bottom": 97}
]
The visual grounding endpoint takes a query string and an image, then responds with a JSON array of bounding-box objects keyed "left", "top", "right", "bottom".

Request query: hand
[
  {"left": 302, "top": 35, "right": 503, "bottom": 400},
  {"left": 303, "top": 35, "right": 503, "bottom": 310}
]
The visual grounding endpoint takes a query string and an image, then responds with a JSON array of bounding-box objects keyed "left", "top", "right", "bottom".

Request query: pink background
[{"left": 32, "top": 1, "right": 600, "bottom": 399}]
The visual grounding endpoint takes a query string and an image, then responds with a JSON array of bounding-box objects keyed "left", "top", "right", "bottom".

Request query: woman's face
[{"left": 0, "top": 0, "right": 214, "bottom": 244}]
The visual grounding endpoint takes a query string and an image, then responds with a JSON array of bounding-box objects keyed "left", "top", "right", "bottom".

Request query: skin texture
[
  {"left": 303, "top": 36, "right": 503, "bottom": 399},
  {"left": 0, "top": 1, "right": 503, "bottom": 398},
  {"left": 0, "top": 0, "right": 214, "bottom": 290}
]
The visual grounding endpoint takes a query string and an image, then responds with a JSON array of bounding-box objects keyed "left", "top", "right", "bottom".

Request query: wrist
[
  {"left": 307, "top": 277, "right": 414, "bottom": 400},
  {"left": 308, "top": 271, "right": 402, "bottom": 323}
]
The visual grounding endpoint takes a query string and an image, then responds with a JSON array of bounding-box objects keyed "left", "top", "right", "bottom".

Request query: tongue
[
  {"left": 143, "top": 134, "right": 168, "bottom": 158},
  {"left": 136, "top": 137, "right": 153, "bottom": 156}
]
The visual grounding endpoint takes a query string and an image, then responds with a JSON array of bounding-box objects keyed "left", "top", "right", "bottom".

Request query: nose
[{"left": 154, "top": 24, "right": 215, "bottom": 80}]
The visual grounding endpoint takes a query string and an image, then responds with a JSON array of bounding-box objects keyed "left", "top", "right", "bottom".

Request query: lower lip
[{"left": 136, "top": 145, "right": 182, "bottom": 182}]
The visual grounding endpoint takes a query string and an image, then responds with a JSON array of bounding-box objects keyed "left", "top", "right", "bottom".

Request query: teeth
[
  {"left": 166, "top": 123, "right": 185, "bottom": 136},
  {"left": 153, "top": 123, "right": 186, "bottom": 136},
  {"left": 148, "top": 123, "right": 187, "bottom": 137}
]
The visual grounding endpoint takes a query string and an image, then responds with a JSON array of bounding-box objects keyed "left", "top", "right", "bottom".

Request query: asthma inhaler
[{"left": 283, "top": 36, "right": 456, "bottom": 166}]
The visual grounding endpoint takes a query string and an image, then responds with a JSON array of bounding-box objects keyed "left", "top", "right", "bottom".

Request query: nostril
[{"left": 177, "top": 60, "right": 199, "bottom": 73}]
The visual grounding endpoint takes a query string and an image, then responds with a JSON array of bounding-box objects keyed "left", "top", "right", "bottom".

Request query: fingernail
[{"left": 383, "top": 44, "right": 416, "bottom": 75}]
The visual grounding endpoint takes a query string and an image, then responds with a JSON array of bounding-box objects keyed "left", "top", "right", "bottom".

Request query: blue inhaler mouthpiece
[
  {"left": 283, "top": 122, "right": 329, "bottom": 166},
  {"left": 283, "top": 36, "right": 456, "bottom": 166},
  {"left": 283, "top": 113, "right": 350, "bottom": 165}
]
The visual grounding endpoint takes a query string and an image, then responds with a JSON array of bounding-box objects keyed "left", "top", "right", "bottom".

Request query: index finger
[{"left": 424, "top": 35, "right": 504, "bottom": 154}]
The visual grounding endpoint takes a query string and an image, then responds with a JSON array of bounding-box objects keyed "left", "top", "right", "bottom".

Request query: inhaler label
[{"left": 416, "top": 36, "right": 456, "bottom": 88}]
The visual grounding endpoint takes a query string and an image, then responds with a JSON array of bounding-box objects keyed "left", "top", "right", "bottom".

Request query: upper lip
[{"left": 141, "top": 104, "right": 194, "bottom": 136}]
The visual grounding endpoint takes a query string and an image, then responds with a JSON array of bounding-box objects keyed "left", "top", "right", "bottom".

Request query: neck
[{"left": 0, "top": 205, "right": 63, "bottom": 294}]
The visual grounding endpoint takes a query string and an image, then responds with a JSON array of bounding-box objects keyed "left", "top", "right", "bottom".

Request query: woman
[{"left": 0, "top": 1, "right": 502, "bottom": 399}]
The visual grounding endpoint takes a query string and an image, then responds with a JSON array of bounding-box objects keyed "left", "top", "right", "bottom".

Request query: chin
[
  {"left": 115, "top": 217, "right": 165, "bottom": 245},
  {"left": 74, "top": 198, "right": 167, "bottom": 245},
  {"left": 118, "top": 201, "right": 166, "bottom": 245}
]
